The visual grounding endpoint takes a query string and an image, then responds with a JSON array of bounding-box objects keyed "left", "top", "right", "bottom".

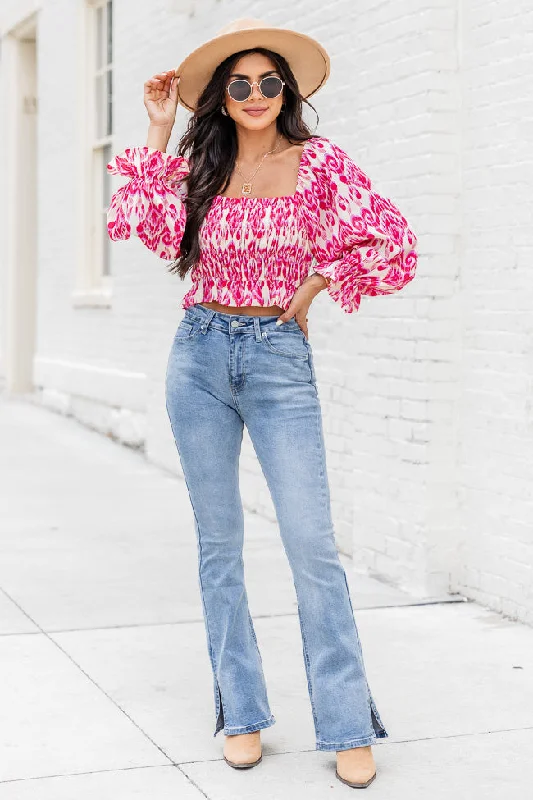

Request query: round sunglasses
[{"left": 226, "top": 76, "right": 285, "bottom": 103}]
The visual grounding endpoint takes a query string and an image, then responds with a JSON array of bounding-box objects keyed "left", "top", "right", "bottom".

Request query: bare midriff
[{"left": 198, "top": 302, "right": 284, "bottom": 317}]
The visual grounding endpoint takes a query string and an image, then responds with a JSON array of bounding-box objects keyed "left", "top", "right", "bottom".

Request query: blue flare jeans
[{"left": 164, "top": 302, "right": 389, "bottom": 752}]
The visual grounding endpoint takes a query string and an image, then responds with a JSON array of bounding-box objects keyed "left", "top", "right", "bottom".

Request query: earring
[{"left": 221, "top": 105, "right": 228, "bottom": 116}]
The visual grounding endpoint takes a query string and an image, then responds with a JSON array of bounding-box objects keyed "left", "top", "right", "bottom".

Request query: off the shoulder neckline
[{"left": 213, "top": 135, "right": 326, "bottom": 203}]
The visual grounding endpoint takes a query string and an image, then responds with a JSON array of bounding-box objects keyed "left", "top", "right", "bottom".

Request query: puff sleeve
[
  {"left": 106, "top": 146, "right": 189, "bottom": 260},
  {"left": 303, "top": 138, "right": 418, "bottom": 313}
]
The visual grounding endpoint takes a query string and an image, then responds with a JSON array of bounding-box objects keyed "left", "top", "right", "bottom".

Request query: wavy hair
[{"left": 167, "top": 47, "right": 319, "bottom": 278}]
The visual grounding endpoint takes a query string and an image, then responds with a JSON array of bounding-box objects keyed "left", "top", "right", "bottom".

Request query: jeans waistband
[{"left": 184, "top": 303, "right": 302, "bottom": 337}]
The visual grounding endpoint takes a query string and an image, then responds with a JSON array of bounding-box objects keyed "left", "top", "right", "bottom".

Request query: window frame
[{"left": 72, "top": 0, "right": 114, "bottom": 308}]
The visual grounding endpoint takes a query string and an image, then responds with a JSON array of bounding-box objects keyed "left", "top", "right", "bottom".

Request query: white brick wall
[
  {"left": 455, "top": 0, "right": 533, "bottom": 624},
  {"left": 343, "top": 0, "right": 463, "bottom": 597},
  {"left": 1, "top": 0, "right": 532, "bottom": 622}
]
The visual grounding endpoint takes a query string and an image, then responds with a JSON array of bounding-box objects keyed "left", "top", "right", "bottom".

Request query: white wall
[
  {"left": 343, "top": 0, "right": 463, "bottom": 597},
  {"left": 1, "top": 0, "right": 532, "bottom": 623},
  {"left": 455, "top": 0, "right": 533, "bottom": 622}
]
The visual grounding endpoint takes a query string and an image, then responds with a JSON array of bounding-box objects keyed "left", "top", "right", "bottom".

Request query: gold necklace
[{"left": 234, "top": 135, "right": 283, "bottom": 195}]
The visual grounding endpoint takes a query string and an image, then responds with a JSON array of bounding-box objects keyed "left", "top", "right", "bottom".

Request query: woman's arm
[
  {"left": 146, "top": 122, "right": 173, "bottom": 152},
  {"left": 106, "top": 71, "right": 189, "bottom": 260},
  {"left": 303, "top": 138, "right": 418, "bottom": 314}
]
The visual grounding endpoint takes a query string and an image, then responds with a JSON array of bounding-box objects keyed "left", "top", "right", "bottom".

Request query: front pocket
[
  {"left": 173, "top": 319, "right": 200, "bottom": 341},
  {"left": 262, "top": 330, "right": 309, "bottom": 360},
  {"left": 175, "top": 321, "right": 193, "bottom": 338}
]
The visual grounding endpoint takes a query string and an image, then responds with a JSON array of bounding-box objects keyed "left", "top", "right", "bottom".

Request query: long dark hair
[{"left": 167, "top": 47, "right": 319, "bottom": 278}]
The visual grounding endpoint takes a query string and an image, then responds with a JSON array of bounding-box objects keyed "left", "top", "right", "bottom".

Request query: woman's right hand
[{"left": 144, "top": 70, "right": 179, "bottom": 128}]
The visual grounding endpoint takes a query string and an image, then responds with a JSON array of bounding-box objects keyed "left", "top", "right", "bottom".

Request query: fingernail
[{"left": 276, "top": 319, "right": 284, "bottom": 326}]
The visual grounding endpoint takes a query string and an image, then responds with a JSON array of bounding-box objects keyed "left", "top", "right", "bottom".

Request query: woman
[{"left": 107, "top": 18, "right": 417, "bottom": 789}]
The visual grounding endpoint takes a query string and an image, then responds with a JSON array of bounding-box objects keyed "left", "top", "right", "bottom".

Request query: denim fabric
[{"left": 165, "top": 302, "right": 389, "bottom": 752}]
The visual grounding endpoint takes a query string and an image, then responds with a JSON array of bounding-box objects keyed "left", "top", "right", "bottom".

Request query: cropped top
[{"left": 106, "top": 135, "right": 418, "bottom": 314}]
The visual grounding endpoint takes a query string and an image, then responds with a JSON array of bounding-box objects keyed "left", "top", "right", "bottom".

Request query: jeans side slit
[
  {"left": 295, "top": 589, "right": 321, "bottom": 740},
  {"left": 341, "top": 568, "right": 388, "bottom": 739}
]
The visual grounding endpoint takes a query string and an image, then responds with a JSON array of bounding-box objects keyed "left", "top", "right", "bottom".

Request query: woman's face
[{"left": 223, "top": 52, "right": 284, "bottom": 131}]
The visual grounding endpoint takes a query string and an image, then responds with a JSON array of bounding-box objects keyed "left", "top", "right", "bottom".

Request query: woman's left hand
[{"left": 276, "top": 273, "right": 328, "bottom": 339}]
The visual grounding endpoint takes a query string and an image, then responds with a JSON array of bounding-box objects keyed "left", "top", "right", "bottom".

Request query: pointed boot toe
[
  {"left": 224, "top": 752, "right": 262, "bottom": 769},
  {"left": 335, "top": 767, "right": 377, "bottom": 788}
]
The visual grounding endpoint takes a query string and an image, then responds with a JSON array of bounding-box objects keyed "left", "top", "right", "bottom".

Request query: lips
[{"left": 244, "top": 108, "right": 268, "bottom": 116}]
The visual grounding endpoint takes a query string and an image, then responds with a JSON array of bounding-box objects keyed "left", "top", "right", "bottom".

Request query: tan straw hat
[{"left": 174, "top": 18, "right": 330, "bottom": 112}]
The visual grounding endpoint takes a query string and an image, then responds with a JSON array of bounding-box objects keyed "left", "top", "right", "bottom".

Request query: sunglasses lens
[
  {"left": 227, "top": 80, "right": 251, "bottom": 101},
  {"left": 260, "top": 76, "right": 283, "bottom": 98}
]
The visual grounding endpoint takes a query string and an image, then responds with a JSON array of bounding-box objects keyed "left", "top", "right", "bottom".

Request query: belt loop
[
  {"left": 200, "top": 308, "right": 216, "bottom": 334},
  {"left": 253, "top": 317, "right": 262, "bottom": 342}
]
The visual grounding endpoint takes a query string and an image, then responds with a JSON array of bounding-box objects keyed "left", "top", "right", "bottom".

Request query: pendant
[{"left": 241, "top": 183, "right": 252, "bottom": 195}]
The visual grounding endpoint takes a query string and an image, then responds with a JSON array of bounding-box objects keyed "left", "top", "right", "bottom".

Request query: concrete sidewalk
[{"left": 1, "top": 395, "right": 532, "bottom": 799}]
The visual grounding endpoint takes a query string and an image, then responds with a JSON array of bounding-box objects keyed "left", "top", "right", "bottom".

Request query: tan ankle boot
[
  {"left": 335, "top": 745, "right": 377, "bottom": 788},
  {"left": 223, "top": 730, "right": 262, "bottom": 769}
]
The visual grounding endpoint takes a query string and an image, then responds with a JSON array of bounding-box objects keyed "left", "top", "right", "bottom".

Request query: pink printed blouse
[{"left": 106, "top": 135, "right": 417, "bottom": 314}]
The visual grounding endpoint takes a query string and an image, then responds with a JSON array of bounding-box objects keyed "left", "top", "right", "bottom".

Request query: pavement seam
[
  {"left": 0, "top": 763, "right": 212, "bottom": 797},
  {"left": 2, "top": 725, "right": 533, "bottom": 785},
  {"left": 170, "top": 724, "right": 533, "bottom": 763},
  {"left": 0, "top": 597, "right": 471, "bottom": 638},
  {"left": 0, "top": 587, "right": 213, "bottom": 798}
]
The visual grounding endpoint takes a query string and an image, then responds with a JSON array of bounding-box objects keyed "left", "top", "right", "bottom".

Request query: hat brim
[{"left": 175, "top": 27, "right": 330, "bottom": 112}]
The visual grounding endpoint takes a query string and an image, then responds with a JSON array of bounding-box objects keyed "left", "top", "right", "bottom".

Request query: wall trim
[{"left": 33, "top": 356, "right": 147, "bottom": 411}]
